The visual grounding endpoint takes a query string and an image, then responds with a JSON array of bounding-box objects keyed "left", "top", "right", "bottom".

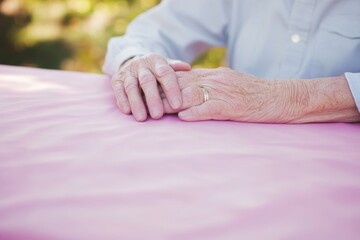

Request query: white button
[{"left": 291, "top": 34, "right": 301, "bottom": 43}]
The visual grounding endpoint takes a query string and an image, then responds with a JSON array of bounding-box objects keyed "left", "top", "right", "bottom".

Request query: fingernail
[
  {"left": 134, "top": 112, "right": 147, "bottom": 122},
  {"left": 151, "top": 107, "right": 163, "bottom": 119},
  {"left": 171, "top": 96, "right": 182, "bottom": 109},
  {"left": 178, "top": 111, "right": 189, "bottom": 120}
]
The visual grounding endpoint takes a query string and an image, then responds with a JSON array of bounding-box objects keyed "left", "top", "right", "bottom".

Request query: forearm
[
  {"left": 164, "top": 68, "right": 360, "bottom": 123},
  {"left": 103, "top": 0, "right": 229, "bottom": 76},
  {"left": 281, "top": 76, "right": 360, "bottom": 123}
]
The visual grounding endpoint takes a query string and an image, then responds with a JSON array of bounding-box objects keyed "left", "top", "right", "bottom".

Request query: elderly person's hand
[
  {"left": 161, "top": 67, "right": 307, "bottom": 123},
  {"left": 111, "top": 53, "right": 191, "bottom": 121}
]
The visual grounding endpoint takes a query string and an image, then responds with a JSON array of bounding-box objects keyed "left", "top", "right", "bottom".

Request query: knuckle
[
  {"left": 124, "top": 81, "right": 138, "bottom": 93},
  {"left": 112, "top": 71, "right": 125, "bottom": 84},
  {"left": 139, "top": 74, "right": 155, "bottom": 86},
  {"left": 123, "top": 60, "right": 142, "bottom": 75},
  {"left": 143, "top": 54, "right": 161, "bottom": 66},
  {"left": 120, "top": 64, "right": 132, "bottom": 73},
  {"left": 111, "top": 71, "right": 130, "bottom": 85},
  {"left": 140, "top": 54, "right": 163, "bottom": 69},
  {"left": 156, "top": 65, "right": 173, "bottom": 78},
  {"left": 145, "top": 53, "right": 163, "bottom": 60},
  {"left": 113, "top": 81, "right": 124, "bottom": 92},
  {"left": 162, "top": 83, "right": 178, "bottom": 93}
]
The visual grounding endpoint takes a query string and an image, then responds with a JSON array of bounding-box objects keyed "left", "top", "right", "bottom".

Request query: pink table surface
[{"left": 0, "top": 64, "right": 360, "bottom": 240}]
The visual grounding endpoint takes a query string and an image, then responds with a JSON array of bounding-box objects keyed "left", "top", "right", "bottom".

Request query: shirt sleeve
[
  {"left": 102, "top": 0, "right": 231, "bottom": 75},
  {"left": 345, "top": 72, "right": 360, "bottom": 112}
]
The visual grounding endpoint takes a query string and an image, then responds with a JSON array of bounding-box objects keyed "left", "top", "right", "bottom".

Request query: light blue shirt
[{"left": 103, "top": 0, "right": 360, "bottom": 112}]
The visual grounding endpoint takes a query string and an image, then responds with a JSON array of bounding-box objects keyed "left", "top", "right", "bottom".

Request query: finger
[
  {"left": 151, "top": 59, "right": 182, "bottom": 109},
  {"left": 111, "top": 74, "right": 131, "bottom": 114},
  {"left": 178, "top": 102, "right": 223, "bottom": 122},
  {"left": 123, "top": 73, "right": 147, "bottom": 121},
  {"left": 167, "top": 59, "right": 191, "bottom": 71},
  {"left": 178, "top": 103, "right": 212, "bottom": 121},
  {"left": 159, "top": 87, "right": 176, "bottom": 113},
  {"left": 162, "top": 98, "right": 177, "bottom": 114},
  {"left": 138, "top": 68, "right": 163, "bottom": 119},
  {"left": 162, "top": 86, "right": 204, "bottom": 114}
]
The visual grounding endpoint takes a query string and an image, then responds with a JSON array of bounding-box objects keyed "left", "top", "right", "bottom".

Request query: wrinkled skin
[
  {"left": 111, "top": 53, "right": 191, "bottom": 121},
  {"left": 162, "top": 67, "right": 293, "bottom": 122},
  {"left": 112, "top": 55, "right": 360, "bottom": 123}
]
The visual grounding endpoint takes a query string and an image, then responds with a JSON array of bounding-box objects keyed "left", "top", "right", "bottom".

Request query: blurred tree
[{"left": 0, "top": 0, "right": 226, "bottom": 73}]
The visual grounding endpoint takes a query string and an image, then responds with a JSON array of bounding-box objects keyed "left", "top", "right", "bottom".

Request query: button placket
[
  {"left": 291, "top": 34, "right": 301, "bottom": 43},
  {"left": 279, "top": 0, "right": 317, "bottom": 78}
]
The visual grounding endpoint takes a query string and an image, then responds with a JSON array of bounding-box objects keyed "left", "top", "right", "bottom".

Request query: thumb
[
  {"left": 178, "top": 102, "right": 213, "bottom": 121},
  {"left": 168, "top": 59, "right": 191, "bottom": 71}
]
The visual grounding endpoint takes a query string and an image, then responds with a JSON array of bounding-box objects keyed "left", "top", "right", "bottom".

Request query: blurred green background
[{"left": 0, "top": 0, "right": 226, "bottom": 73}]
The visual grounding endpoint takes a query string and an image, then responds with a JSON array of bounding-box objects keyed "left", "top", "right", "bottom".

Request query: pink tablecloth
[{"left": 0, "top": 65, "right": 360, "bottom": 240}]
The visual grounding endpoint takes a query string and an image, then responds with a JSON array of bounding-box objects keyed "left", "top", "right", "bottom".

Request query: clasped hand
[{"left": 111, "top": 54, "right": 291, "bottom": 122}]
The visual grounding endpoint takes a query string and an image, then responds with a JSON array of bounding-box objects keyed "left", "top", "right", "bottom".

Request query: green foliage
[{"left": 0, "top": 0, "right": 226, "bottom": 73}]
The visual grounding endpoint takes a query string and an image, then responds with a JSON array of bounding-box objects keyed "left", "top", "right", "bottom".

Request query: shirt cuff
[{"left": 345, "top": 72, "right": 360, "bottom": 112}]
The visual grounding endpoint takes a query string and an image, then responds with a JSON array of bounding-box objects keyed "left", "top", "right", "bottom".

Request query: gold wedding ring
[{"left": 200, "top": 86, "right": 209, "bottom": 103}]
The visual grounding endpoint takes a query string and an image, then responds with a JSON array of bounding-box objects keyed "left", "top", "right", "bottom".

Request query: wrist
[
  {"left": 287, "top": 76, "right": 360, "bottom": 123},
  {"left": 271, "top": 80, "right": 311, "bottom": 123},
  {"left": 288, "top": 80, "right": 310, "bottom": 122},
  {"left": 235, "top": 78, "right": 296, "bottom": 123}
]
